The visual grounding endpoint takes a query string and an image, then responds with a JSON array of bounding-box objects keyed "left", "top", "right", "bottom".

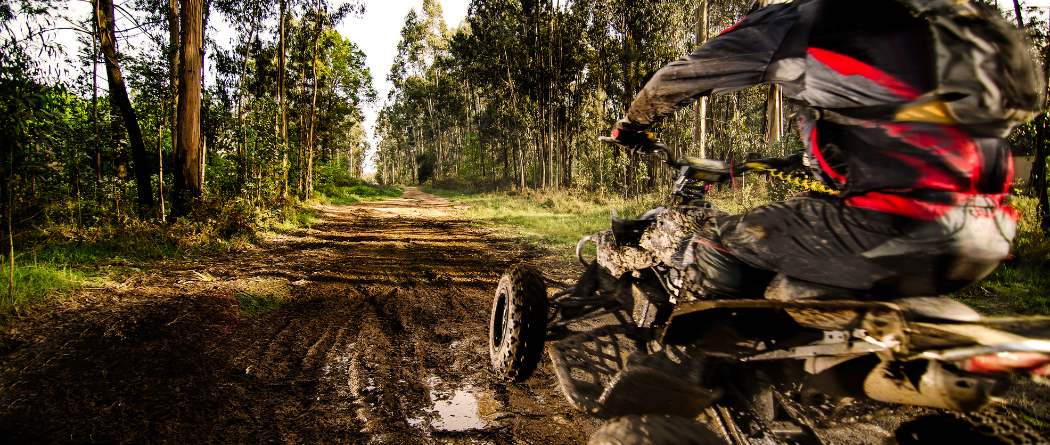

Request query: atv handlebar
[{"left": 598, "top": 136, "right": 789, "bottom": 182}]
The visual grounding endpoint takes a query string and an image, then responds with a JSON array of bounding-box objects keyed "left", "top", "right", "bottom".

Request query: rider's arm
[{"left": 625, "top": 3, "right": 800, "bottom": 128}]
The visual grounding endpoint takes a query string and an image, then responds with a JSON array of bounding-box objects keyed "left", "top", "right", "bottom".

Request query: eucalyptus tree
[
  {"left": 92, "top": 0, "right": 155, "bottom": 215},
  {"left": 298, "top": 0, "right": 362, "bottom": 198},
  {"left": 171, "top": 0, "right": 205, "bottom": 218}
]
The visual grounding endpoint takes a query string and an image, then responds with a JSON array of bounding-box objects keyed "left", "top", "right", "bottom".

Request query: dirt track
[
  {"left": 2, "top": 188, "right": 1047, "bottom": 444},
  {"left": 0, "top": 187, "right": 599, "bottom": 444}
]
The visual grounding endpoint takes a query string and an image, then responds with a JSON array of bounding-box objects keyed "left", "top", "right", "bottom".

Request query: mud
[
  {"left": 0, "top": 188, "right": 596, "bottom": 444},
  {"left": 0, "top": 187, "right": 1044, "bottom": 444}
]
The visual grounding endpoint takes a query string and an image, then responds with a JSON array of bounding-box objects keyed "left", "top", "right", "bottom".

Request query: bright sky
[{"left": 340, "top": 0, "right": 472, "bottom": 171}]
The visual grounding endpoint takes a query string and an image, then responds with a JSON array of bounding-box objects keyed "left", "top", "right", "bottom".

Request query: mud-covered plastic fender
[
  {"left": 489, "top": 264, "right": 548, "bottom": 382},
  {"left": 589, "top": 415, "right": 729, "bottom": 445}
]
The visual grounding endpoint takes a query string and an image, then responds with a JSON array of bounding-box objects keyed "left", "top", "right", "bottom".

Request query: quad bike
[{"left": 488, "top": 139, "right": 1050, "bottom": 444}]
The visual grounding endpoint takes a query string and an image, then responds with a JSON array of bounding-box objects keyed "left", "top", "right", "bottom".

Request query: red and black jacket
[{"left": 625, "top": 0, "right": 1014, "bottom": 220}]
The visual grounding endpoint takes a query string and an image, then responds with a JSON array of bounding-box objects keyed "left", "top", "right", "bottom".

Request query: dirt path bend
[{"left": 0, "top": 187, "right": 595, "bottom": 444}]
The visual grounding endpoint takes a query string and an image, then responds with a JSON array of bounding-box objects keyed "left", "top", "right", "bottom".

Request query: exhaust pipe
[{"left": 863, "top": 359, "right": 1003, "bottom": 412}]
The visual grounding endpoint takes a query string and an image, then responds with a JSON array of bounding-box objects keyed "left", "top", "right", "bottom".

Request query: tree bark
[
  {"left": 168, "top": 0, "right": 179, "bottom": 171},
  {"left": 93, "top": 0, "right": 155, "bottom": 215},
  {"left": 157, "top": 110, "right": 166, "bottom": 222},
  {"left": 237, "top": 7, "right": 261, "bottom": 190},
  {"left": 765, "top": 84, "right": 783, "bottom": 151},
  {"left": 91, "top": 17, "right": 102, "bottom": 202},
  {"left": 1032, "top": 46, "right": 1050, "bottom": 233},
  {"left": 172, "top": 0, "right": 204, "bottom": 218},
  {"left": 693, "top": 0, "right": 708, "bottom": 158},
  {"left": 279, "top": 0, "right": 289, "bottom": 198},
  {"left": 1035, "top": 116, "right": 1049, "bottom": 232},
  {"left": 305, "top": 4, "right": 323, "bottom": 198}
]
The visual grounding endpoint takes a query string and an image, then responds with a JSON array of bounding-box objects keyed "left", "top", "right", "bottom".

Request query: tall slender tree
[
  {"left": 172, "top": 0, "right": 205, "bottom": 217},
  {"left": 93, "top": 0, "right": 155, "bottom": 215}
]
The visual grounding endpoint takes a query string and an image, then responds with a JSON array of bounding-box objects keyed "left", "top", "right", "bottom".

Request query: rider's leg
[
  {"left": 681, "top": 219, "right": 776, "bottom": 299},
  {"left": 714, "top": 194, "right": 1015, "bottom": 296}
]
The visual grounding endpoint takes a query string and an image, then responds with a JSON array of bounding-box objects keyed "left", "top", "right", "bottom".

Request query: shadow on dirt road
[{"left": 0, "top": 187, "right": 597, "bottom": 444}]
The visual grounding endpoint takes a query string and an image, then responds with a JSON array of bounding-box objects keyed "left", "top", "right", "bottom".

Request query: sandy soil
[{"left": 0, "top": 187, "right": 1045, "bottom": 444}]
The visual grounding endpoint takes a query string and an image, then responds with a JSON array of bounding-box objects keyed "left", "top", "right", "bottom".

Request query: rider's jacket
[{"left": 626, "top": 0, "right": 1015, "bottom": 221}]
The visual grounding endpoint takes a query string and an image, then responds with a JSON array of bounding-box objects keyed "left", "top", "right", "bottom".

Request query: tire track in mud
[
  {"left": 213, "top": 187, "right": 597, "bottom": 444},
  {"left": 0, "top": 187, "right": 596, "bottom": 444}
]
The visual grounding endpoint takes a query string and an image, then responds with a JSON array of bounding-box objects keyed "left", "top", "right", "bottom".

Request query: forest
[{"left": 2, "top": 0, "right": 1049, "bottom": 315}]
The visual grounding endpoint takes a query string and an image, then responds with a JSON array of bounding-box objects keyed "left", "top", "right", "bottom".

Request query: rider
[{"left": 611, "top": 0, "right": 1043, "bottom": 298}]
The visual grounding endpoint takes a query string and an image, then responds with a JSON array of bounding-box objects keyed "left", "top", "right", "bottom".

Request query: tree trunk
[
  {"left": 92, "top": 18, "right": 102, "bottom": 202},
  {"left": 157, "top": 111, "right": 166, "bottom": 222},
  {"left": 305, "top": 5, "right": 323, "bottom": 198},
  {"left": 279, "top": 0, "right": 289, "bottom": 198},
  {"left": 93, "top": 0, "right": 155, "bottom": 216},
  {"left": 1035, "top": 116, "right": 1049, "bottom": 232},
  {"left": 693, "top": 0, "right": 709, "bottom": 158},
  {"left": 1, "top": 111, "right": 12, "bottom": 310},
  {"left": 765, "top": 85, "right": 783, "bottom": 152},
  {"left": 237, "top": 7, "right": 261, "bottom": 190},
  {"left": 168, "top": 0, "right": 179, "bottom": 172},
  {"left": 172, "top": 0, "right": 204, "bottom": 218}
]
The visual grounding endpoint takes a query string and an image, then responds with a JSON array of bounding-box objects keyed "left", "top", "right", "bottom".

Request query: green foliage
[
  {"left": 416, "top": 151, "right": 436, "bottom": 184},
  {"left": 316, "top": 161, "right": 366, "bottom": 188},
  {"left": 0, "top": 191, "right": 328, "bottom": 316}
]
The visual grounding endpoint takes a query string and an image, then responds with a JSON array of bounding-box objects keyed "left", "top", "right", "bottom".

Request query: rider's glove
[
  {"left": 774, "top": 152, "right": 806, "bottom": 175},
  {"left": 611, "top": 119, "right": 657, "bottom": 154}
]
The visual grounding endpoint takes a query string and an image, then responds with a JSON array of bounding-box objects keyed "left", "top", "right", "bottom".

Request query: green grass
[
  {"left": 316, "top": 185, "right": 403, "bottom": 205},
  {"left": 423, "top": 181, "right": 780, "bottom": 259},
  {"left": 0, "top": 194, "right": 328, "bottom": 319},
  {"left": 234, "top": 278, "right": 292, "bottom": 317},
  {"left": 425, "top": 187, "right": 666, "bottom": 258},
  {"left": 0, "top": 262, "right": 107, "bottom": 316}
]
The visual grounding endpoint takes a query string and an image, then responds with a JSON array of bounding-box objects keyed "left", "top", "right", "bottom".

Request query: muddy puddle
[{"left": 411, "top": 376, "right": 502, "bottom": 433}]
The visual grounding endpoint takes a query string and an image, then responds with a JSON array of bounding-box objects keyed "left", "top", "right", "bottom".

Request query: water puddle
[{"left": 410, "top": 376, "right": 501, "bottom": 432}]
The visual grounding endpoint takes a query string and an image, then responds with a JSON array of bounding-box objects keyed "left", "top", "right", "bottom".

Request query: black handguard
[
  {"left": 739, "top": 151, "right": 806, "bottom": 176},
  {"left": 610, "top": 120, "right": 659, "bottom": 155}
]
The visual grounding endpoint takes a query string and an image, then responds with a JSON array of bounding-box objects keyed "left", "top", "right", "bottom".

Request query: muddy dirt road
[
  {"left": 1, "top": 188, "right": 1046, "bottom": 444},
  {"left": 0, "top": 187, "right": 598, "bottom": 444}
]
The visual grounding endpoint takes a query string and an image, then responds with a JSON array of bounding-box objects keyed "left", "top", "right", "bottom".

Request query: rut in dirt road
[{"left": 0, "top": 187, "right": 597, "bottom": 444}]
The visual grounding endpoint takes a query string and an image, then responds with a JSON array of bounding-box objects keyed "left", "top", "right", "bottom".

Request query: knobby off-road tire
[
  {"left": 589, "top": 415, "right": 729, "bottom": 445},
  {"left": 489, "top": 264, "right": 548, "bottom": 382}
]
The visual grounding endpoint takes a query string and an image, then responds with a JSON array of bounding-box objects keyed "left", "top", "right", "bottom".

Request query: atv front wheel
[{"left": 489, "top": 264, "right": 548, "bottom": 382}]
